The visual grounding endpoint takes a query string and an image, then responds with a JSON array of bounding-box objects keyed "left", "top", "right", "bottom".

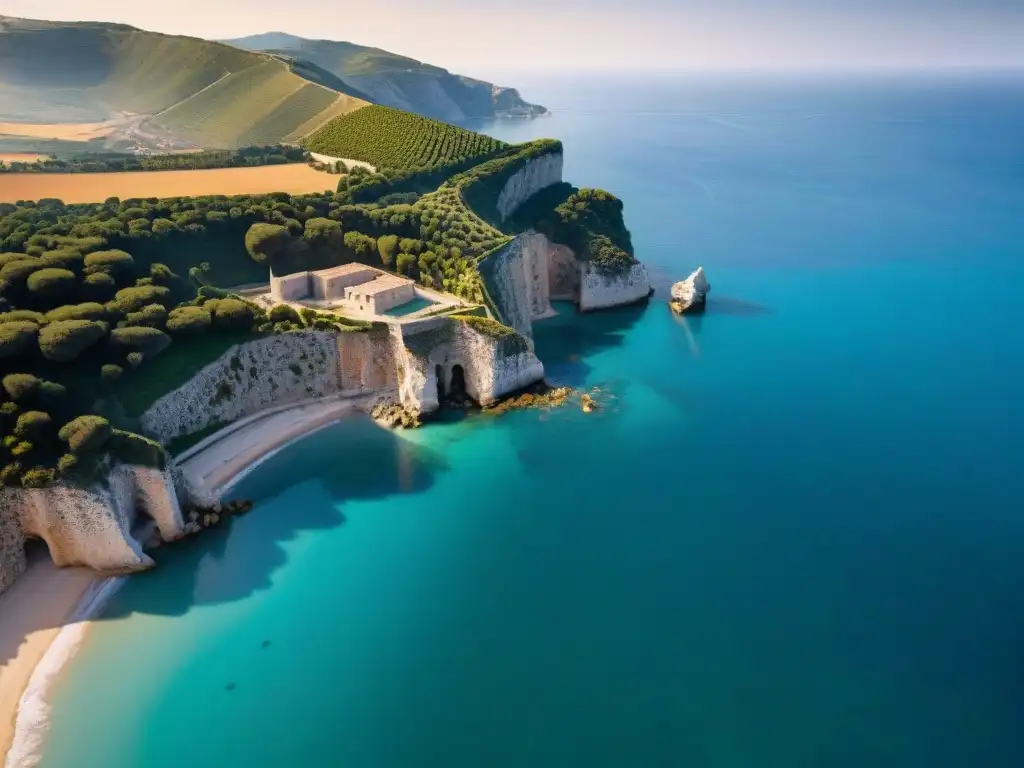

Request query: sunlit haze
[{"left": 2, "top": 0, "right": 1021, "bottom": 80}]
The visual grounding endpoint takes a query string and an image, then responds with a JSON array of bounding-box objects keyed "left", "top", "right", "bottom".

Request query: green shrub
[
  {"left": 37, "top": 380, "right": 67, "bottom": 407},
  {"left": 377, "top": 234, "right": 398, "bottom": 266},
  {"left": 245, "top": 223, "right": 291, "bottom": 264},
  {"left": 166, "top": 306, "right": 212, "bottom": 335},
  {"left": 126, "top": 351, "right": 143, "bottom": 368},
  {"left": 41, "top": 249, "right": 85, "bottom": 274},
  {"left": 2, "top": 373, "right": 40, "bottom": 401},
  {"left": 83, "top": 249, "right": 134, "bottom": 277},
  {"left": 21, "top": 467, "right": 56, "bottom": 488},
  {"left": 58, "top": 415, "right": 112, "bottom": 454},
  {"left": 82, "top": 272, "right": 116, "bottom": 300},
  {"left": 14, "top": 411, "right": 52, "bottom": 442},
  {"left": 38, "top": 320, "right": 107, "bottom": 362},
  {"left": 123, "top": 303, "right": 168, "bottom": 329},
  {"left": 45, "top": 302, "right": 108, "bottom": 323},
  {"left": 101, "top": 364, "right": 124, "bottom": 384},
  {"left": 57, "top": 453, "right": 78, "bottom": 473},
  {"left": 303, "top": 217, "right": 343, "bottom": 250},
  {"left": 0, "top": 259, "right": 41, "bottom": 292},
  {"left": 453, "top": 314, "right": 529, "bottom": 355},
  {"left": 0, "top": 319, "right": 40, "bottom": 360},
  {"left": 207, "top": 298, "right": 256, "bottom": 330},
  {"left": 268, "top": 304, "right": 301, "bottom": 324},
  {"left": 26, "top": 267, "right": 76, "bottom": 300},
  {"left": 109, "top": 284, "right": 171, "bottom": 314},
  {"left": 10, "top": 441, "right": 33, "bottom": 456},
  {"left": 109, "top": 429, "right": 166, "bottom": 469},
  {"left": 108, "top": 326, "right": 171, "bottom": 359},
  {"left": 0, "top": 462, "right": 22, "bottom": 486},
  {"left": 0, "top": 309, "right": 47, "bottom": 325},
  {"left": 148, "top": 263, "right": 178, "bottom": 286}
]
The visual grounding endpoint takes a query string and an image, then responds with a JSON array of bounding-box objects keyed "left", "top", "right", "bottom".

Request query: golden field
[{"left": 0, "top": 164, "right": 337, "bottom": 203}]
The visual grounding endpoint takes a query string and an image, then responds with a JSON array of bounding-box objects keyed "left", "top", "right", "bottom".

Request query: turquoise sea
[{"left": 41, "top": 72, "right": 1024, "bottom": 767}]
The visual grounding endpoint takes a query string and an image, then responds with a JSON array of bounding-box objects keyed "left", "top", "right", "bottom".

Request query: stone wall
[
  {"left": 337, "top": 327, "right": 401, "bottom": 393},
  {"left": 396, "top": 319, "right": 544, "bottom": 414},
  {"left": 496, "top": 151, "right": 563, "bottom": 222},
  {"left": 270, "top": 271, "right": 310, "bottom": 302},
  {"left": 578, "top": 262, "right": 653, "bottom": 312},
  {"left": 141, "top": 331, "right": 344, "bottom": 445}
]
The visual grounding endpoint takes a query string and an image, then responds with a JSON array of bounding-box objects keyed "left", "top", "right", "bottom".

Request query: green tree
[
  {"left": 245, "top": 223, "right": 291, "bottom": 264},
  {"left": 38, "top": 320, "right": 107, "bottom": 362},
  {"left": 27, "top": 268, "right": 77, "bottom": 301},
  {"left": 58, "top": 415, "right": 112, "bottom": 454},
  {"left": 377, "top": 234, "right": 398, "bottom": 267}
]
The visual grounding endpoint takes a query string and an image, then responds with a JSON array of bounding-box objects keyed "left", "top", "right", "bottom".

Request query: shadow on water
[
  {"left": 96, "top": 415, "right": 446, "bottom": 620},
  {"left": 704, "top": 295, "right": 773, "bottom": 316},
  {"left": 533, "top": 301, "right": 646, "bottom": 386}
]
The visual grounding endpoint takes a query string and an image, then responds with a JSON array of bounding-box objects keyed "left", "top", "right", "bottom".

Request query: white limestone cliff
[
  {"left": 0, "top": 463, "right": 198, "bottom": 583},
  {"left": 396, "top": 318, "right": 544, "bottom": 414},
  {"left": 579, "top": 262, "right": 653, "bottom": 312},
  {"left": 485, "top": 231, "right": 652, "bottom": 324},
  {"left": 141, "top": 329, "right": 397, "bottom": 445},
  {"left": 670, "top": 267, "right": 710, "bottom": 314},
  {"left": 496, "top": 151, "right": 563, "bottom": 222}
]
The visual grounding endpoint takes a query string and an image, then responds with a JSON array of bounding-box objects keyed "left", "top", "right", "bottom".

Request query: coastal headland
[{"left": 0, "top": 19, "right": 651, "bottom": 764}]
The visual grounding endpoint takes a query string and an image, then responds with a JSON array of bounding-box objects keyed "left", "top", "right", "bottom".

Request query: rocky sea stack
[{"left": 670, "top": 267, "right": 710, "bottom": 314}]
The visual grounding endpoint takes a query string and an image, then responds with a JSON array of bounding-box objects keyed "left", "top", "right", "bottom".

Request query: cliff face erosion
[{"left": 482, "top": 151, "right": 653, "bottom": 328}]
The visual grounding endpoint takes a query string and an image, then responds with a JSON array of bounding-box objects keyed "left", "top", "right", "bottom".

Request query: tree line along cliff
[{"left": 1, "top": 111, "right": 645, "bottom": 495}]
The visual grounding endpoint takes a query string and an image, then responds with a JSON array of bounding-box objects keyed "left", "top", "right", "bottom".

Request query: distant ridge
[{"left": 221, "top": 32, "right": 547, "bottom": 123}]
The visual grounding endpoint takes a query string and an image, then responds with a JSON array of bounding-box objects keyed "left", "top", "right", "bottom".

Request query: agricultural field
[
  {"left": 0, "top": 154, "right": 45, "bottom": 164},
  {"left": 149, "top": 60, "right": 364, "bottom": 149},
  {"left": 0, "top": 164, "right": 336, "bottom": 204},
  {"left": 0, "top": 119, "right": 124, "bottom": 141},
  {"left": 304, "top": 105, "right": 507, "bottom": 172}
]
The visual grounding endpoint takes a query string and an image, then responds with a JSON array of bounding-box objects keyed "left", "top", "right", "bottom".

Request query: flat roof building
[
  {"left": 270, "top": 263, "right": 416, "bottom": 315},
  {"left": 345, "top": 274, "right": 416, "bottom": 314}
]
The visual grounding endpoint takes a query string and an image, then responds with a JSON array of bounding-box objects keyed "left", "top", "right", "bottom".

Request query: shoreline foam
[
  {"left": 4, "top": 578, "right": 124, "bottom": 768},
  {"left": 1, "top": 394, "right": 375, "bottom": 767}
]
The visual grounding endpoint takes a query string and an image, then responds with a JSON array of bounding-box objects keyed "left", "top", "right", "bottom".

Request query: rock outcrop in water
[
  {"left": 0, "top": 464, "right": 201, "bottom": 580},
  {"left": 670, "top": 267, "right": 710, "bottom": 314}
]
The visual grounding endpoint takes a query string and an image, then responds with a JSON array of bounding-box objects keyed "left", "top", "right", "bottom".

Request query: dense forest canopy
[{"left": 0, "top": 125, "right": 638, "bottom": 489}]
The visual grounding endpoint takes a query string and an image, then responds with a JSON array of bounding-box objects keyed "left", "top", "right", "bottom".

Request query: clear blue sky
[{"left": 2, "top": 0, "right": 1021, "bottom": 78}]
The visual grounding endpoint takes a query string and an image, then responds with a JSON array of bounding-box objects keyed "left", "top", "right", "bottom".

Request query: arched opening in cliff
[
  {"left": 449, "top": 364, "right": 466, "bottom": 400},
  {"left": 23, "top": 536, "right": 51, "bottom": 566},
  {"left": 435, "top": 364, "right": 446, "bottom": 402}
]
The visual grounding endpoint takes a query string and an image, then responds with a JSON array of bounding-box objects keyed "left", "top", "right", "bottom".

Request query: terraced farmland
[
  {"left": 149, "top": 60, "right": 361, "bottom": 148},
  {"left": 303, "top": 105, "right": 507, "bottom": 172}
]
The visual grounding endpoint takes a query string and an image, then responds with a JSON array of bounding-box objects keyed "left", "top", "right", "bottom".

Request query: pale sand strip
[
  {"left": 1, "top": 394, "right": 379, "bottom": 766},
  {"left": 0, "top": 561, "right": 96, "bottom": 765},
  {"left": 180, "top": 394, "right": 378, "bottom": 495}
]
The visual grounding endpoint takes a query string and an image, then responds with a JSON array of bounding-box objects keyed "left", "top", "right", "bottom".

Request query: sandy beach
[
  {"left": 0, "top": 560, "right": 95, "bottom": 764},
  {"left": 0, "top": 393, "right": 375, "bottom": 766}
]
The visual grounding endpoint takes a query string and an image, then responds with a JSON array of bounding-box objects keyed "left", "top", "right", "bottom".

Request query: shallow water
[{"left": 41, "top": 71, "right": 1024, "bottom": 767}]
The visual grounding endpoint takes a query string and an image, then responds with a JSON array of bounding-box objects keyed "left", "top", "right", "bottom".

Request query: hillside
[
  {"left": 222, "top": 33, "right": 547, "bottom": 123},
  {"left": 304, "top": 105, "right": 507, "bottom": 171},
  {"left": 0, "top": 16, "right": 368, "bottom": 149}
]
